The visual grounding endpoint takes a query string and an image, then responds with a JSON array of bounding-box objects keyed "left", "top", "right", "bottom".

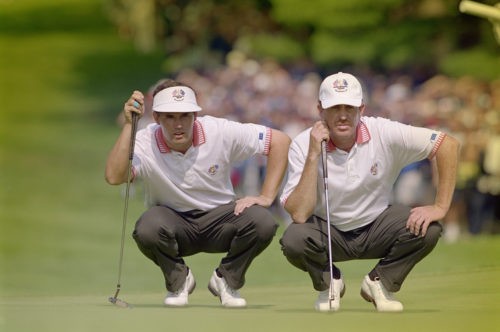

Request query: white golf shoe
[
  {"left": 208, "top": 270, "right": 247, "bottom": 308},
  {"left": 164, "top": 269, "right": 196, "bottom": 306},
  {"left": 314, "top": 277, "right": 345, "bottom": 312},
  {"left": 360, "top": 275, "right": 403, "bottom": 312}
]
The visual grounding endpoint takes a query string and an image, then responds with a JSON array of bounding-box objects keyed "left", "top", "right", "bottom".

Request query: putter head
[
  {"left": 328, "top": 284, "right": 335, "bottom": 310},
  {"left": 108, "top": 296, "right": 132, "bottom": 308}
]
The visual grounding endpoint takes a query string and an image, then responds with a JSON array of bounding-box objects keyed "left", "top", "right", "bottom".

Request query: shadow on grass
[
  {"left": 102, "top": 302, "right": 275, "bottom": 309},
  {"left": 273, "top": 308, "right": 440, "bottom": 314},
  {"left": 342, "top": 308, "right": 440, "bottom": 314}
]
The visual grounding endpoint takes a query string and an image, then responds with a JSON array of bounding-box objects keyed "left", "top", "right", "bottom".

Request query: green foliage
[
  {"left": 268, "top": 0, "right": 500, "bottom": 78},
  {"left": 235, "top": 33, "right": 305, "bottom": 62},
  {"left": 0, "top": 0, "right": 110, "bottom": 33},
  {"left": 271, "top": 0, "right": 404, "bottom": 29},
  {"left": 440, "top": 48, "right": 500, "bottom": 80},
  {"left": 310, "top": 30, "right": 377, "bottom": 65},
  {"left": 161, "top": 43, "right": 226, "bottom": 73},
  {"left": 99, "top": 0, "right": 499, "bottom": 79}
]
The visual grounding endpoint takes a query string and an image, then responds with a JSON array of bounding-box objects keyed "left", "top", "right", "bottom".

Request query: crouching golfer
[
  {"left": 279, "top": 72, "right": 460, "bottom": 312},
  {"left": 105, "top": 79, "right": 290, "bottom": 307}
]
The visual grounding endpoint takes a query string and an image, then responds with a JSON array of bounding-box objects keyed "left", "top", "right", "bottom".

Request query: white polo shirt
[
  {"left": 280, "top": 116, "right": 445, "bottom": 231},
  {"left": 132, "top": 115, "right": 271, "bottom": 211}
]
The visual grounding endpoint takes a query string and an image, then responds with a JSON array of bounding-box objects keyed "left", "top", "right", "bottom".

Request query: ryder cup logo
[
  {"left": 208, "top": 164, "right": 219, "bottom": 176},
  {"left": 172, "top": 89, "right": 186, "bottom": 101},
  {"left": 333, "top": 79, "right": 348, "bottom": 92}
]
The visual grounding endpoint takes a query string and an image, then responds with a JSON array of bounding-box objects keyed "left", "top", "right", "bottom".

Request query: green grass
[
  {"left": 1, "top": 1, "right": 500, "bottom": 331},
  {"left": 2, "top": 238, "right": 500, "bottom": 332}
]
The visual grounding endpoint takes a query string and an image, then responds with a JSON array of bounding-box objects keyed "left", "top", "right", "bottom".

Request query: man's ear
[
  {"left": 317, "top": 101, "right": 323, "bottom": 116},
  {"left": 153, "top": 111, "right": 160, "bottom": 124},
  {"left": 359, "top": 104, "right": 366, "bottom": 116}
]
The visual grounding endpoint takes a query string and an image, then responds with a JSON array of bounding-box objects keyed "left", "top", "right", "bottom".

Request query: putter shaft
[
  {"left": 109, "top": 112, "right": 139, "bottom": 308},
  {"left": 321, "top": 140, "right": 335, "bottom": 308}
]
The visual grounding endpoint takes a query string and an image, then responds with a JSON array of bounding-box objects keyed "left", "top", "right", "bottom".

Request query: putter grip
[
  {"left": 321, "top": 140, "right": 328, "bottom": 179},
  {"left": 129, "top": 112, "right": 139, "bottom": 161}
]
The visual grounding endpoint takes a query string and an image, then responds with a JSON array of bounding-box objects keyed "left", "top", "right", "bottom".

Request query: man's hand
[
  {"left": 406, "top": 205, "right": 447, "bottom": 236},
  {"left": 124, "top": 90, "right": 144, "bottom": 123},
  {"left": 234, "top": 195, "right": 274, "bottom": 215},
  {"left": 309, "top": 121, "right": 330, "bottom": 157}
]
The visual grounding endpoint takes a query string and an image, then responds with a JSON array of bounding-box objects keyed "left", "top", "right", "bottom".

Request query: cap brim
[
  {"left": 321, "top": 97, "right": 362, "bottom": 109},
  {"left": 153, "top": 103, "right": 202, "bottom": 113}
]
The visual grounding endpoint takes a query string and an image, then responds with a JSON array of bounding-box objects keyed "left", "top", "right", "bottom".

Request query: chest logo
[
  {"left": 208, "top": 164, "right": 219, "bottom": 176},
  {"left": 370, "top": 162, "right": 378, "bottom": 176}
]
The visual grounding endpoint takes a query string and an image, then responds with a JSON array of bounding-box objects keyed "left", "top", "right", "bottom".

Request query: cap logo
[
  {"left": 172, "top": 89, "right": 186, "bottom": 101},
  {"left": 332, "top": 79, "right": 348, "bottom": 92}
]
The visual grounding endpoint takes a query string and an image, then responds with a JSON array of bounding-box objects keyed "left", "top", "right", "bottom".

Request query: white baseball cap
[
  {"left": 152, "top": 86, "right": 202, "bottom": 113},
  {"left": 319, "top": 72, "right": 363, "bottom": 108}
]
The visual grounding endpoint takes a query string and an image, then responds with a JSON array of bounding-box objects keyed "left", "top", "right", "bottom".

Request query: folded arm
[
  {"left": 407, "top": 134, "right": 461, "bottom": 236},
  {"left": 234, "top": 129, "right": 291, "bottom": 215}
]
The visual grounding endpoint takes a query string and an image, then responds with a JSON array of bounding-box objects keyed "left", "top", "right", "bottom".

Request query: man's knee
[
  {"left": 280, "top": 224, "right": 307, "bottom": 257},
  {"left": 133, "top": 206, "right": 173, "bottom": 247},
  {"left": 244, "top": 205, "right": 278, "bottom": 241},
  {"left": 423, "top": 222, "right": 442, "bottom": 248},
  {"left": 279, "top": 224, "right": 313, "bottom": 272}
]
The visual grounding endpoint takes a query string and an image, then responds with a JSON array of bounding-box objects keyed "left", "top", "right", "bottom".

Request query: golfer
[
  {"left": 105, "top": 79, "right": 290, "bottom": 307},
  {"left": 279, "top": 72, "right": 460, "bottom": 312}
]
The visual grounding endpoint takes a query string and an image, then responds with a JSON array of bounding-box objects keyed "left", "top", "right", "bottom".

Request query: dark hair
[{"left": 152, "top": 79, "right": 197, "bottom": 97}]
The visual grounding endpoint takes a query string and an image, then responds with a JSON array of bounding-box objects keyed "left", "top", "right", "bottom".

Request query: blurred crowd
[{"left": 129, "top": 53, "right": 500, "bottom": 243}]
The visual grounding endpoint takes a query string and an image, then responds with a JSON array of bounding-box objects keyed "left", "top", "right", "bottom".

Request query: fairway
[
  {"left": 2, "top": 237, "right": 500, "bottom": 332},
  {"left": 1, "top": 1, "right": 499, "bottom": 332}
]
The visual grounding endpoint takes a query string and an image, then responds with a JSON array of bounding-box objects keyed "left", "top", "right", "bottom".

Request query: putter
[
  {"left": 108, "top": 111, "right": 139, "bottom": 308},
  {"left": 320, "top": 140, "right": 335, "bottom": 310}
]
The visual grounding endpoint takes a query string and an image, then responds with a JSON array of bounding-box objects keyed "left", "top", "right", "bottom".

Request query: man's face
[
  {"left": 154, "top": 112, "right": 195, "bottom": 153},
  {"left": 320, "top": 104, "right": 364, "bottom": 144}
]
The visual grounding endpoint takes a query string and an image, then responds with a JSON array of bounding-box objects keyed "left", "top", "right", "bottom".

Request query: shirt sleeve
[
  {"left": 378, "top": 118, "right": 445, "bottom": 166},
  {"left": 224, "top": 119, "right": 271, "bottom": 161}
]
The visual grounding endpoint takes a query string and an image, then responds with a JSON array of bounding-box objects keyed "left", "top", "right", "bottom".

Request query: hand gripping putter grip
[
  {"left": 321, "top": 140, "right": 335, "bottom": 310},
  {"left": 109, "top": 112, "right": 139, "bottom": 308}
]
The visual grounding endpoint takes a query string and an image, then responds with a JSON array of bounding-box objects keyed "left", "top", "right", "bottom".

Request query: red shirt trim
[
  {"left": 428, "top": 133, "right": 446, "bottom": 159},
  {"left": 326, "top": 121, "right": 371, "bottom": 152},
  {"left": 155, "top": 120, "right": 206, "bottom": 154},
  {"left": 264, "top": 127, "right": 272, "bottom": 156}
]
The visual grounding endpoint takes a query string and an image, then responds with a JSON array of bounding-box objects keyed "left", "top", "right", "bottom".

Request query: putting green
[{"left": 2, "top": 237, "right": 500, "bottom": 332}]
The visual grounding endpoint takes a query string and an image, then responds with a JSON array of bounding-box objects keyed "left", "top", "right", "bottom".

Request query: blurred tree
[
  {"left": 105, "top": 0, "right": 277, "bottom": 70},
  {"left": 104, "top": 0, "right": 499, "bottom": 79},
  {"left": 270, "top": 0, "right": 499, "bottom": 79},
  {"left": 105, "top": 0, "right": 157, "bottom": 52}
]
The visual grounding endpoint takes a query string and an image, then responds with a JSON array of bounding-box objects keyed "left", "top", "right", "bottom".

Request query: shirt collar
[
  {"left": 155, "top": 120, "right": 206, "bottom": 153},
  {"left": 326, "top": 120, "right": 371, "bottom": 152}
]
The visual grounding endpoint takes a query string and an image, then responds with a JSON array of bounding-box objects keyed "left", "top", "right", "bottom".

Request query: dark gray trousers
[
  {"left": 133, "top": 202, "right": 278, "bottom": 292},
  {"left": 279, "top": 205, "right": 442, "bottom": 292}
]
